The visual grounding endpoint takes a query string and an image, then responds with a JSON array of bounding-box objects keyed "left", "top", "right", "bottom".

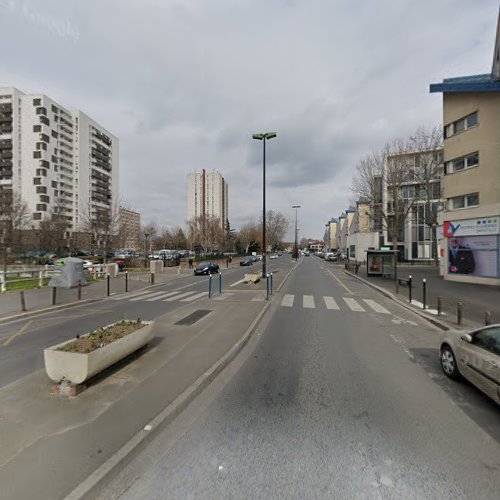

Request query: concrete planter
[
  {"left": 44, "top": 321, "right": 154, "bottom": 385},
  {"left": 245, "top": 272, "right": 261, "bottom": 283}
]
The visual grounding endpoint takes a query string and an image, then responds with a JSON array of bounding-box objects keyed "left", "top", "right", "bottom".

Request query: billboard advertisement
[
  {"left": 448, "top": 235, "right": 499, "bottom": 278},
  {"left": 443, "top": 218, "right": 499, "bottom": 238}
]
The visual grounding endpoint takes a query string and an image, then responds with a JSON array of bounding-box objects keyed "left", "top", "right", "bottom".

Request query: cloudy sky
[{"left": 1, "top": 0, "right": 498, "bottom": 240}]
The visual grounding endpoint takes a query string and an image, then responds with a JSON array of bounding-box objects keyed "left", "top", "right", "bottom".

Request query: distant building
[
  {"left": 430, "top": 9, "right": 500, "bottom": 285},
  {"left": 119, "top": 207, "right": 141, "bottom": 250},
  {"left": 0, "top": 87, "right": 119, "bottom": 238},
  {"left": 186, "top": 169, "right": 228, "bottom": 229},
  {"left": 324, "top": 218, "right": 338, "bottom": 252}
]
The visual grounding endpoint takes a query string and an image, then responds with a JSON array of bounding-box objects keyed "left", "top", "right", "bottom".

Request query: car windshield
[{"left": 197, "top": 262, "right": 209, "bottom": 267}]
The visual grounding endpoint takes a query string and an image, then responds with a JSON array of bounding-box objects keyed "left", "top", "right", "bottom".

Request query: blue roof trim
[{"left": 430, "top": 73, "right": 500, "bottom": 93}]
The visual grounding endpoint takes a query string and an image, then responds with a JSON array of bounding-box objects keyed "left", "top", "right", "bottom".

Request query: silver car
[{"left": 440, "top": 324, "right": 500, "bottom": 404}]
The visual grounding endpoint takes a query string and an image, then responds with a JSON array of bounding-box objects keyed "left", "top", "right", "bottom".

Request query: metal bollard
[
  {"left": 266, "top": 274, "right": 270, "bottom": 301},
  {"left": 77, "top": 281, "right": 82, "bottom": 300},
  {"left": 106, "top": 274, "right": 110, "bottom": 296},
  {"left": 151, "top": 272, "right": 155, "bottom": 285},
  {"left": 408, "top": 275, "right": 412, "bottom": 303},
  {"left": 52, "top": 286, "right": 56, "bottom": 305},
  {"left": 457, "top": 301, "right": 463, "bottom": 326},
  {"left": 422, "top": 278, "right": 427, "bottom": 310},
  {"left": 208, "top": 273, "right": 213, "bottom": 298},
  {"left": 125, "top": 271, "right": 128, "bottom": 292},
  {"left": 219, "top": 271, "right": 222, "bottom": 294},
  {"left": 20, "top": 291, "right": 26, "bottom": 312},
  {"left": 38, "top": 270, "right": 43, "bottom": 288},
  {"left": 485, "top": 311, "right": 491, "bottom": 326},
  {"left": 437, "top": 296, "right": 442, "bottom": 316},
  {"left": 270, "top": 273, "right": 273, "bottom": 296}
]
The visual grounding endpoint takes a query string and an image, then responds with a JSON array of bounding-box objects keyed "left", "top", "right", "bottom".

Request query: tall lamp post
[
  {"left": 252, "top": 131, "right": 277, "bottom": 278},
  {"left": 143, "top": 232, "right": 149, "bottom": 269},
  {"left": 325, "top": 221, "right": 331, "bottom": 253},
  {"left": 292, "top": 205, "right": 301, "bottom": 260}
]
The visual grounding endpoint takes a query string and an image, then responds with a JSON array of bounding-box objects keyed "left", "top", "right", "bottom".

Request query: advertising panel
[{"left": 448, "top": 235, "right": 499, "bottom": 278}]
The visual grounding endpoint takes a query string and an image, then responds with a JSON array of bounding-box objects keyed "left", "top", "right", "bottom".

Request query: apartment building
[
  {"left": 118, "top": 207, "right": 141, "bottom": 251},
  {"left": 378, "top": 148, "right": 444, "bottom": 261},
  {"left": 430, "top": 11, "right": 500, "bottom": 285},
  {"left": 323, "top": 218, "right": 338, "bottom": 252},
  {"left": 346, "top": 198, "right": 379, "bottom": 261},
  {"left": 186, "top": 169, "right": 228, "bottom": 229},
  {"left": 0, "top": 87, "right": 118, "bottom": 240}
]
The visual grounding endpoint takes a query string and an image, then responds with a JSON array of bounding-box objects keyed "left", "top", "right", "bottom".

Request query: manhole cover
[{"left": 175, "top": 309, "right": 212, "bottom": 326}]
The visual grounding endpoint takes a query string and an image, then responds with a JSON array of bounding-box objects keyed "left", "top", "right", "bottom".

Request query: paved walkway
[{"left": 348, "top": 263, "right": 500, "bottom": 328}]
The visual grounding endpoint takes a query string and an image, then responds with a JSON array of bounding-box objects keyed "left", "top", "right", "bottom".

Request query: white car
[
  {"left": 440, "top": 324, "right": 500, "bottom": 404},
  {"left": 270, "top": 254, "right": 278, "bottom": 259}
]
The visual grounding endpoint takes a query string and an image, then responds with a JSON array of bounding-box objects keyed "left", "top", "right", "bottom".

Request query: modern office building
[
  {"left": 0, "top": 87, "right": 118, "bottom": 238},
  {"left": 430, "top": 11, "right": 500, "bottom": 285},
  {"left": 186, "top": 169, "right": 228, "bottom": 229}
]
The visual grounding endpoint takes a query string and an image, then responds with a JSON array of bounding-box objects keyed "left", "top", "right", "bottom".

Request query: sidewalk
[
  {"left": 0, "top": 287, "right": 270, "bottom": 500},
  {"left": 349, "top": 263, "right": 500, "bottom": 328}
]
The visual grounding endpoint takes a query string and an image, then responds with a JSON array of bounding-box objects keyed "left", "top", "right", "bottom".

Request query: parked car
[
  {"left": 194, "top": 262, "right": 220, "bottom": 275},
  {"left": 240, "top": 257, "right": 254, "bottom": 266},
  {"left": 440, "top": 324, "right": 500, "bottom": 404},
  {"left": 270, "top": 254, "right": 278, "bottom": 259}
]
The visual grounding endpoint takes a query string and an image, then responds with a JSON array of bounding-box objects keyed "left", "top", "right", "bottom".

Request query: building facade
[
  {"left": 430, "top": 11, "right": 500, "bottom": 285},
  {"left": 119, "top": 207, "right": 141, "bottom": 251},
  {"left": 0, "top": 87, "right": 118, "bottom": 238},
  {"left": 186, "top": 169, "right": 228, "bottom": 229}
]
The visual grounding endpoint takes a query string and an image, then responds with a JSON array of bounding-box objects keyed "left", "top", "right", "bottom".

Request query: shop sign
[{"left": 443, "top": 217, "right": 499, "bottom": 237}]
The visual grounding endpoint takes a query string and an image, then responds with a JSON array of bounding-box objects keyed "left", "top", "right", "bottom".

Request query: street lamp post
[
  {"left": 252, "top": 132, "right": 277, "bottom": 278},
  {"left": 143, "top": 232, "right": 149, "bottom": 269},
  {"left": 292, "top": 205, "right": 301, "bottom": 261}
]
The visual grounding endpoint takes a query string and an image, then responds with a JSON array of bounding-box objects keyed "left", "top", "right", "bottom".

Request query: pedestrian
[
  {"left": 229, "top": 256, "right": 232, "bottom": 264},
  {"left": 188, "top": 258, "right": 193, "bottom": 269},
  {"left": 226, "top": 258, "right": 229, "bottom": 269}
]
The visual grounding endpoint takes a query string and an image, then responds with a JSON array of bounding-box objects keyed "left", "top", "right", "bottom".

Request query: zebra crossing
[
  {"left": 280, "top": 294, "right": 391, "bottom": 314},
  {"left": 110, "top": 288, "right": 209, "bottom": 304}
]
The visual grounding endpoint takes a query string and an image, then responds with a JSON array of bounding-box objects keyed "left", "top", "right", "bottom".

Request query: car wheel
[{"left": 440, "top": 345, "right": 461, "bottom": 380}]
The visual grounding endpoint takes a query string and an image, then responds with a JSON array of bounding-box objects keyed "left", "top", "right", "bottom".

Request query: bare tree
[
  {"left": 0, "top": 193, "right": 30, "bottom": 273},
  {"left": 408, "top": 126, "right": 444, "bottom": 264},
  {"left": 171, "top": 226, "right": 187, "bottom": 250},
  {"left": 187, "top": 215, "right": 224, "bottom": 254},
  {"left": 80, "top": 203, "right": 120, "bottom": 263},
  {"left": 238, "top": 220, "right": 260, "bottom": 254},
  {"left": 261, "top": 210, "right": 289, "bottom": 252}
]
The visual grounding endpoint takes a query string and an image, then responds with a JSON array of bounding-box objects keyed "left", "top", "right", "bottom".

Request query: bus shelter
[{"left": 366, "top": 250, "right": 398, "bottom": 279}]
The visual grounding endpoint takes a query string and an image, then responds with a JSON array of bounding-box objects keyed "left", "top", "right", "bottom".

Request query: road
[
  {"left": 0, "top": 259, "right": 283, "bottom": 388},
  {"left": 101, "top": 256, "right": 500, "bottom": 500}
]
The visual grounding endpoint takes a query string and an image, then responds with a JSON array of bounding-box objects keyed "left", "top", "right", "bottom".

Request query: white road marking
[
  {"left": 281, "top": 294, "right": 294, "bottom": 307},
  {"left": 303, "top": 295, "right": 315, "bottom": 309},
  {"left": 343, "top": 297, "right": 365, "bottom": 312},
  {"left": 163, "top": 291, "right": 196, "bottom": 301},
  {"left": 111, "top": 289, "right": 151, "bottom": 300},
  {"left": 230, "top": 278, "right": 245, "bottom": 287},
  {"left": 323, "top": 296, "right": 340, "bottom": 310},
  {"left": 145, "top": 291, "right": 180, "bottom": 301},
  {"left": 129, "top": 291, "right": 166, "bottom": 301},
  {"left": 363, "top": 299, "right": 390, "bottom": 314},
  {"left": 181, "top": 291, "right": 207, "bottom": 302},
  {"left": 325, "top": 268, "right": 353, "bottom": 294}
]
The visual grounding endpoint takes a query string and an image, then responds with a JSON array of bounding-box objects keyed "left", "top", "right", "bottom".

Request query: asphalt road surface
[{"left": 102, "top": 256, "right": 500, "bottom": 500}]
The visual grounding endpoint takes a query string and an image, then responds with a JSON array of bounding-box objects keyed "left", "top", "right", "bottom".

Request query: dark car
[
  {"left": 194, "top": 262, "right": 220, "bottom": 275},
  {"left": 240, "top": 257, "right": 253, "bottom": 266}
]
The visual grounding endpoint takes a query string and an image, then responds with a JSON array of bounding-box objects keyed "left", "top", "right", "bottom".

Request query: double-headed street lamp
[
  {"left": 252, "top": 131, "right": 277, "bottom": 278},
  {"left": 292, "top": 205, "right": 301, "bottom": 261}
]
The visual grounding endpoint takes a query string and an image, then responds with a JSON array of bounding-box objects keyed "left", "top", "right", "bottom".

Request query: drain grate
[{"left": 175, "top": 309, "right": 212, "bottom": 326}]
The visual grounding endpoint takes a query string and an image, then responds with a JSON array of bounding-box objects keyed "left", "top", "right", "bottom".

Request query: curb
[
  {"left": 64, "top": 297, "right": 273, "bottom": 500},
  {"left": 342, "top": 269, "right": 454, "bottom": 331}
]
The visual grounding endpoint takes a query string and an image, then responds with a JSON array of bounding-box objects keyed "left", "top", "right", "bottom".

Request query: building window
[
  {"left": 33, "top": 178, "right": 41, "bottom": 185},
  {"left": 33, "top": 125, "right": 42, "bottom": 132},
  {"left": 33, "top": 151, "right": 42, "bottom": 159},
  {"left": 36, "top": 204, "right": 47, "bottom": 212},
  {"left": 33, "top": 213, "right": 42, "bottom": 220},
  {"left": 449, "top": 193, "right": 479, "bottom": 210},
  {"left": 444, "top": 112, "right": 478, "bottom": 139},
  {"left": 446, "top": 152, "right": 479, "bottom": 174},
  {"left": 33, "top": 98, "right": 41, "bottom": 106},
  {"left": 36, "top": 186, "right": 47, "bottom": 194}
]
